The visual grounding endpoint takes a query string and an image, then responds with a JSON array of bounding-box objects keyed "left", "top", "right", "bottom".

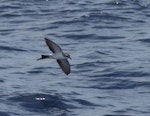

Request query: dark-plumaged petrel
[{"left": 37, "top": 38, "right": 71, "bottom": 75}]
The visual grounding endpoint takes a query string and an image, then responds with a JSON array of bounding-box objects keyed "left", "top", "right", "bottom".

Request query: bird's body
[
  {"left": 52, "top": 53, "right": 67, "bottom": 59},
  {"left": 37, "top": 38, "right": 71, "bottom": 75}
]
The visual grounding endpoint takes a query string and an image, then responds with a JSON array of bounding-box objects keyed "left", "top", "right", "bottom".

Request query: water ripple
[
  {"left": 0, "top": 46, "right": 27, "bottom": 52},
  {"left": 8, "top": 93, "right": 72, "bottom": 115},
  {"left": 0, "top": 112, "right": 10, "bottom": 116}
]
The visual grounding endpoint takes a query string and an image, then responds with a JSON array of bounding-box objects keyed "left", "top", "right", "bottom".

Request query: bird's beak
[{"left": 69, "top": 56, "right": 71, "bottom": 59}]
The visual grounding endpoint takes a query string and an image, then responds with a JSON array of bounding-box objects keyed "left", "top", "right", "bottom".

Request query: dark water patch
[
  {"left": 8, "top": 93, "right": 73, "bottom": 115},
  {"left": 113, "top": 108, "right": 134, "bottom": 114},
  {"left": 71, "top": 69, "right": 92, "bottom": 75},
  {"left": 113, "top": 107, "right": 150, "bottom": 115},
  {"left": 139, "top": 91, "right": 150, "bottom": 94},
  {"left": 1, "top": 13, "right": 21, "bottom": 18},
  {"left": 0, "top": 3, "right": 22, "bottom": 10},
  {"left": 101, "top": 70, "right": 150, "bottom": 77},
  {"left": 104, "top": 115, "right": 130, "bottom": 116},
  {"left": 138, "top": 38, "right": 150, "bottom": 43},
  {"left": 51, "top": 19, "right": 84, "bottom": 25},
  {"left": 93, "top": 25, "right": 124, "bottom": 29},
  {"left": 134, "top": 0, "right": 150, "bottom": 9},
  {"left": 37, "top": 25, "right": 59, "bottom": 31},
  {"left": 98, "top": 36, "right": 125, "bottom": 40},
  {"left": 0, "top": 66, "right": 9, "bottom": 70},
  {"left": 27, "top": 67, "right": 58, "bottom": 75},
  {"left": 75, "top": 61, "right": 126, "bottom": 70},
  {"left": 0, "top": 29, "right": 16, "bottom": 35},
  {"left": 27, "top": 70, "right": 44, "bottom": 74},
  {"left": 0, "top": 66, "right": 17, "bottom": 70},
  {"left": 0, "top": 79, "right": 4, "bottom": 83},
  {"left": 0, "top": 46, "right": 27, "bottom": 52},
  {"left": 74, "top": 61, "right": 104, "bottom": 74},
  {"left": 62, "top": 29, "right": 84, "bottom": 33},
  {"left": 72, "top": 99, "right": 100, "bottom": 107},
  {"left": 20, "top": 10, "right": 40, "bottom": 17},
  {"left": 0, "top": 112, "right": 10, "bottom": 116},
  {"left": 9, "top": 19, "right": 33, "bottom": 24},
  {"left": 66, "top": 34, "right": 124, "bottom": 41},
  {"left": 75, "top": 62, "right": 97, "bottom": 69},
  {"left": 0, "top": 29, "right": 16, "bottom": 32},
  {"left": 89, "top": 78, "right": 150, "bottom": 90},
  {"left": 82, "top": 12, "right": 131, "bottom": 23},
  {"left": 62, "top": 34, "right": 95, "bottom": 40},
  {"left": 133, "top": 19, "right": 146, "bottom": 24},
  {"left": 88, "top": 77, "right": 116, "bottom": 83},
  {"left": 62, "top": 91, "right": 81, "bottom": 96},
  {"left": 32, "top": 67, "right": 50, "bottom": 70},
  {"left": 95, "top": 51, "right": 108, "bottom": 55},
  {"left": 11, "top": 71, "right": 25, "bottom": 75},
  {"left": 59, "top": 8, "right": 81, "bottom": 14}
]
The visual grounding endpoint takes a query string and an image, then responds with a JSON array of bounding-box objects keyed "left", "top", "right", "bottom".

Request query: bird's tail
[{"left": 37, "top": 55, "right": 50, "bottom": 60}]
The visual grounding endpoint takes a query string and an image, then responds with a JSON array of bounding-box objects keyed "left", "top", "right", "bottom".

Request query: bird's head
[{"left": 64, "top": 53, "right": 71, "bottom": 59}]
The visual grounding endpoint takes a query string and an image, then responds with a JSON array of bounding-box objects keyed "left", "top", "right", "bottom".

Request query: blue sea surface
[{"left": 0, "top": 0, "right": 150, "bottom": 116}]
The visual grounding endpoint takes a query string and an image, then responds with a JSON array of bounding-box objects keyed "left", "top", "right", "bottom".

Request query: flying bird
[{"left": 37, "top": 38, "right": 71, "bottom": 75}]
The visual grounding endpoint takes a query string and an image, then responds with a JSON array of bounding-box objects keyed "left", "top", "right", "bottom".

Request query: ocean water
[{"left": 0, "top": 0, "right": 150, "bottom": 116}]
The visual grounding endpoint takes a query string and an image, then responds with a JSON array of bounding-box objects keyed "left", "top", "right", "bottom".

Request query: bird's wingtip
[
  {"left": 66, "top": 72, "right": 70, "bottom": 76},
  {"left": 44, "top": 37, "right": 48, "bottom": 40},
  {"left": 37, "top": 58, "right": 42, "bottom": 60}
]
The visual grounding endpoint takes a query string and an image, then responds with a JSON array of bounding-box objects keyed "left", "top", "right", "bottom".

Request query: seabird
[{"left": 37, "top": 38, "right": 71, "bottom": 75}]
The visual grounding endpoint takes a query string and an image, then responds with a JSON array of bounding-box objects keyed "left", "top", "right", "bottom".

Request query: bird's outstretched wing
[
  {"left": 45, "top": 38, "right": 62, "bottom": 53},
  {"left": 57, "top": 59, "right": 70, "bottom": 75}
]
